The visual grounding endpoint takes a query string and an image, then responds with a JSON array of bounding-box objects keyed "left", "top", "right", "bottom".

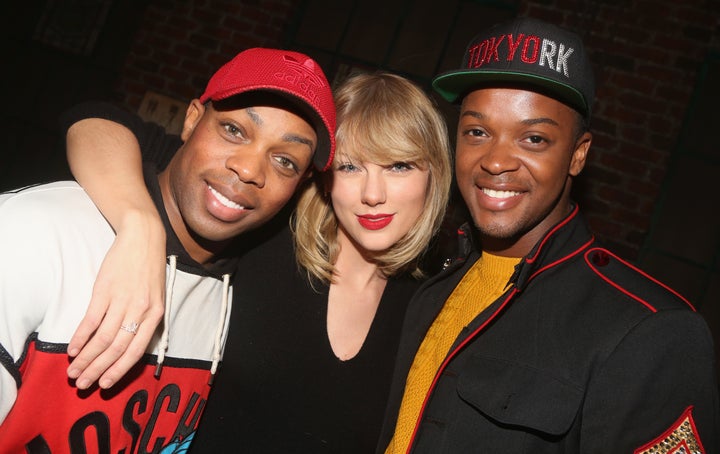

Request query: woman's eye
[
  {"left": 390, "top": 162, "right": 414, "bottom": 171},
  {"left": 337, "top": 162, "right": 358, "bottom": 172}
]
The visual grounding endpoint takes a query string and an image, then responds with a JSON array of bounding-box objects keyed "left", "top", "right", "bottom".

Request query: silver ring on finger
[{"left": 120, "top": 321, "right": 139, "bottom": 335}]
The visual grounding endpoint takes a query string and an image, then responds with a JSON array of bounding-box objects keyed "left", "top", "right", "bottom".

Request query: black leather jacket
[{"left": 379, "top": 204, "right": 719, "bottom": 453}]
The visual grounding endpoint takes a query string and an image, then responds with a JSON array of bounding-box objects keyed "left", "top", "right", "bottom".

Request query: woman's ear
[
  {"left": 180, "top": 99, "right": 205, "bottom": 141},
  {"left": 569, "top": 131, "right": 592, "bottom": 177}
]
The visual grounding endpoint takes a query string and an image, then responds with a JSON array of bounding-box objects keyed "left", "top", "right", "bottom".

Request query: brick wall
[
  {"left": 113, "top": 0, "right": 720, "bottom": 260},
  {"left": 116, "top": 0, "right": 300, "bottom": 109},
  {"left": 520, "top": 0, "right": 718, "bottom": 258}
]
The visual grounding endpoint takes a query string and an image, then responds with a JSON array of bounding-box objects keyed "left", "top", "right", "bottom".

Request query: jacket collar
[{"left": 456, "top": 203, "right": 595, "bottom": 292}]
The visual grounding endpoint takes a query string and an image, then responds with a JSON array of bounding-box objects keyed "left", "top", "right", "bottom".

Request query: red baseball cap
[{"left": 200, "top": 48, "right": 336, "bottom": 171}]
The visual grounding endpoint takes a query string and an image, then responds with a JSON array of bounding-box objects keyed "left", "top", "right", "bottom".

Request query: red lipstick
[{"left": 357, "top": 214, "right": 393, "bottom": 230}]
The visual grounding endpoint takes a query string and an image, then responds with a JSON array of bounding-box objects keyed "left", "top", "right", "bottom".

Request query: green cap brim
[{"left": 432, "top": 70, "right": 589, "bottom": 117}]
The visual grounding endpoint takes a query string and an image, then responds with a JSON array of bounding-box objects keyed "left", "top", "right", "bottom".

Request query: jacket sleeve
[
  {"left": 59, "top": 101, "right": 183, "bottom": 170},
  {"left": 580, "top": 309, "right": 719, "bottom": 453}
]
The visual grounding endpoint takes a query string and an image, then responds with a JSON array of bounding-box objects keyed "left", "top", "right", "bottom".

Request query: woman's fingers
[
  {"left": 66, "top": 226, "right": 166, "bottom": 388},
  {"left": 97, "top": 315, "right": 162, "bottom": 388}
]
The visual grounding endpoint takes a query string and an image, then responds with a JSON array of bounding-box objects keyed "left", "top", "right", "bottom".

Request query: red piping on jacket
[
  {"left": 405, "top": 287, "right": 519, "bottom": 454},
  {"left": 526, "top": 204, "right": 580, "bottom": 264},
  {"left": 527, "top": 236, "right": 594, "bottom": 282},
  {"left": 632, "top": 406, "right": 705, "bottom": 454},
  {"left": 584, "top": 247, "right": 696, "bottom": 313},
  {"left": 404, "top": 206, "right": 595, "bottom": 453}
]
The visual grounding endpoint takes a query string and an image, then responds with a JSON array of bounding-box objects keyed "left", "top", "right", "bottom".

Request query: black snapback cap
[{"left": 432, "top": 17, "right": 595, "bottom": 118}]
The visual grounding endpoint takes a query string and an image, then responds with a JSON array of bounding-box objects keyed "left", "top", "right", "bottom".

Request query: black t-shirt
[{"left": 193, "top": 221, "right": 418, "bottom": 453}]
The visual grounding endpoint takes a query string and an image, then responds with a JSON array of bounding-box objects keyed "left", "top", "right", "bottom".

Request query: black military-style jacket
[{"left": 379, "top": 204, "right": 719, "bottom": 453}]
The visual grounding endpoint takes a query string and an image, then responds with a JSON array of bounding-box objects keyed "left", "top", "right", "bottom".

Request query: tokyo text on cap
[
  {"left": 432, "top": 17, "right": 595, "bottom": 117},
  {"left": 200, "top": 48, "right": 336, "bottom": 170}
]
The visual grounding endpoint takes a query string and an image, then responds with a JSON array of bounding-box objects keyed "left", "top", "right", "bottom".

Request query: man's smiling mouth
[
  {"left": 482, "top": 188, "right": 521, "bottom": 199},
  {"left": 209, "top": 185, "right": 245, "bottom": 210}
]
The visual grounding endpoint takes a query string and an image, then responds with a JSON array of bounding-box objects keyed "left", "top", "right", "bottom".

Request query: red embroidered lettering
[
  {"left": 483, "top": 35, "right": 506, "bottom": 64},
  {"left": 521, "top": 35, "right": 540, "bottom": 63},
  {"left": 506, "top": 34, "right": 524, "bottom": 61},
  {"left": 475, "top": 40, "right": 491, "bottom": 68},
  {"left": 466, "top": 43, "right": 483, "bottom": 68}
]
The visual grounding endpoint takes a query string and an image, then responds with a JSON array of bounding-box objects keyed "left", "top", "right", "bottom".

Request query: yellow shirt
[{"left": 385, "top": 252, "right": 521, "bottom": 453}]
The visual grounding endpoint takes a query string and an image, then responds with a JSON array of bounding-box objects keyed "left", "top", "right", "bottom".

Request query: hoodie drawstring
[
  {"left": 155, "top": 255, "right": 177, "bottom": 378},
  {"left": 153, "top": 255, "right": 231, "bottom": 385},
  {"left": 209, "top": 273, "right": 231, "bottom": 385}
]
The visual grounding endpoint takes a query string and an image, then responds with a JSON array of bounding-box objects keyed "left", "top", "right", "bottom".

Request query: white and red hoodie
[{"left": 0, "top": 173, "right": 235, "bottom": 453}]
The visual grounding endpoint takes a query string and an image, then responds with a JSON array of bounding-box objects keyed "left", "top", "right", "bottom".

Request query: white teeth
[
  {"left": 482, "top": 188, "right": 520, "bottom": 199},
  {"left": 209, "top": 185, "right": 244, "bottom": 210}
]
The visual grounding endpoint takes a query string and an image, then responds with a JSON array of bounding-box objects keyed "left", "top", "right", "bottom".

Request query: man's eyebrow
[
  {"left": 460, "top": 110, "right": 484, "bottom": 120},
  {"left": 461, "top": 110, "right": 560, "bottom": 127},
  {"left": 245, "top": 107, "right": 262, "bottom": 125},
  {"left": 522, "top": 117, "right": 559, "bottom": 127},
  {"left": 283, "top": 133, "right": 315, "bottom": 150},
  {"left": 245, "top": 107, "right": 314, "bottom": 149}
]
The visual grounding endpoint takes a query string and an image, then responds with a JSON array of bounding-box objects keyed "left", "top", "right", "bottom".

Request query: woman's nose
[{"left": 361, "top": 171, "right": 386, "bottom": 206}]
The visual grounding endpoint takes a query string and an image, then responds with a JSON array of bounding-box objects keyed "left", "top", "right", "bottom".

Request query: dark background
[{"left": 2, "top": 0, "right": 719, "bottom": 371}]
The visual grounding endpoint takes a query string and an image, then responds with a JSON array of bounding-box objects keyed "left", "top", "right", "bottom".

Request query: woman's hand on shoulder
[{"left": 67, "top": 209, "right": 166, "bottom": 389}]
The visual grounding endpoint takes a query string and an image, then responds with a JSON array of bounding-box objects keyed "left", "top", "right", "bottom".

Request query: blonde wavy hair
[{"left": 292, "top": 72, "right": 452, "bottom": 284}]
